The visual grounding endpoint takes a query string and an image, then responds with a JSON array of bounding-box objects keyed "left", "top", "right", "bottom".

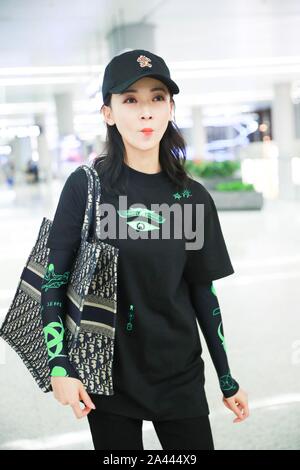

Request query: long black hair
[{"left": 92, "top": 91, "right": 191, "bottom": 195}]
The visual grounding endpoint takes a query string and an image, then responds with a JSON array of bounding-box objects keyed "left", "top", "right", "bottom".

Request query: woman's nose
[{"left": 141, "top": 111, "right": 152, "bottom": 119}]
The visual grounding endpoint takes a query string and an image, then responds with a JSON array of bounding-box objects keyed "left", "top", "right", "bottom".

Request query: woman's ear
[{"left": 101, "top": 104, "right": 115, "bottom": 126}]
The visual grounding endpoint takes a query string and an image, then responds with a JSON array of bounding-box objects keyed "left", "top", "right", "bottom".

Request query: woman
[{"left": 41, "top": 49, "right": 249, "bottom": 450}]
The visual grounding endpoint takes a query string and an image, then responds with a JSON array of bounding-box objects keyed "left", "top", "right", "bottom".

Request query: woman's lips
[{"left": 141, "top": 130, "right": 153, "bottom": 136}]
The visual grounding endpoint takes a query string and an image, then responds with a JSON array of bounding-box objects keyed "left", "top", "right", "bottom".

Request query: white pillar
[
  {"left": 272, "top": 83, "right": 296, "bottom": 200},
  {"left": 191, "top": 106, "right": 207, "bottom": 161},
  {"left": 34, "top": 114, "right": 52, "bottom": 183},
  {"left": 11, "top": 136, "right": 32, "bottom": 184},
  {"left": 54, "top": 92, "right": 74, "bottom": 137},
  {"left": 53, "top": 92, "right": 75, "bottom": 176}
]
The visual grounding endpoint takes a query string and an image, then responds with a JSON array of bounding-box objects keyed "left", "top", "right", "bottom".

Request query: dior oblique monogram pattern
[
  {"left": 64, "top": 328, "right": 114, "bottom": 394},
  {"left": 0, "top": 283, "right": 54, "bottom": 392},
  {"left": 67, "top": 241, "right": 118, "bottom": 394}
]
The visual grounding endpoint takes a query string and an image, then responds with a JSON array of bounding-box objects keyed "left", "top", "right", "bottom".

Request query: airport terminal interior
[{"left": 0, "top": 0, "right": 299, "bottom": 450}]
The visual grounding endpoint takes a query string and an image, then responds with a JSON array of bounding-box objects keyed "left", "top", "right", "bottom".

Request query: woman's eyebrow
[{"left": 119, "top": 87, "right": 167, "bottom": 95}]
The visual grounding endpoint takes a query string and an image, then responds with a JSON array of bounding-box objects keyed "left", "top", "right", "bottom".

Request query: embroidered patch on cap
[{"left": 137, "top": 55, "right": 152, "bottom": 68}]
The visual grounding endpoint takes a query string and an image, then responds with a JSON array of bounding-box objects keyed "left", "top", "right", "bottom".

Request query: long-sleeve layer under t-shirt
[{"left": 42, "top": 159, "right": 239, "bottom": 421}]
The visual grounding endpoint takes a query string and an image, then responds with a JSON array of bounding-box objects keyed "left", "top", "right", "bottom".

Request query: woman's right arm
[
  {"left": 42, "top": 168, "right": 96, "bottom": 418},
  {"left": 41, "top": 247, "right": 80, "bottom": 379}
]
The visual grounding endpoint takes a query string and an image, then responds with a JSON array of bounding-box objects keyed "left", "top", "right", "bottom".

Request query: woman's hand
[
  {"left": 222, "top": 387, "right": 249, "bottom": 423},
  {"left": 51, "top": 376, "right": 96, "bottom": 419}
]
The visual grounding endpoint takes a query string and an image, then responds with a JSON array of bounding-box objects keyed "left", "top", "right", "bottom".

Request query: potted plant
[
  {"left": 184, "top": 160, "right": 241, "bottom": 189},
  {"left": 184, "top": 159, "right": 263, "bottom": 210}
]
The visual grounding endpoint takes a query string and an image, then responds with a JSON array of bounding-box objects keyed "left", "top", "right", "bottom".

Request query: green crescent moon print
[
  {"left": 210, "top": 282, "right": 226, "bottom": 350},
  {"left": 211, "top": 282, "right": 217, "bottom": 296},
  {"left": 213, "top": 307, "right": 221, "bottom": 316},
  {"left": 217, "top": 321, "right": 227, "bottom": 352}
]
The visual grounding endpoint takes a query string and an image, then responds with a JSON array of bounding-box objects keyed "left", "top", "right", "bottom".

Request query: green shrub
[
  {"left": 183, "top": 159, "right": 240, "bottom": 178},
  {"left": 215, "top": 181, "right": 254, "bottom": 191}
]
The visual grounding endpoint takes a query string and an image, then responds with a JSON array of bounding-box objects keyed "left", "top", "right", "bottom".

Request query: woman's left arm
[{"left": 189, "top": 281, "right": 249, "bottom": 422}]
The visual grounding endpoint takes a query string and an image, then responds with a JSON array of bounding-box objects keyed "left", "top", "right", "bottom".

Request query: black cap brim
[{"left": 109, "top": 73, "right": 180, "bottom": 95}]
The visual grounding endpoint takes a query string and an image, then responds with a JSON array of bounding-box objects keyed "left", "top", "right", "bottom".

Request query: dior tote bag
[{"left": 0, "top": 164, "right": 119, "bottom": 395}]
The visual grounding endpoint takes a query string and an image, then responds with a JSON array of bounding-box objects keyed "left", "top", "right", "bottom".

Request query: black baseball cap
[{"left": 101, "top": 49, "right": 180, "bottom": 102}]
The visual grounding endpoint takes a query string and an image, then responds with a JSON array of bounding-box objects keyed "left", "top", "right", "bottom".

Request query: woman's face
[{"left": 102, "top": 76, "right": 174, "bottom": 154}]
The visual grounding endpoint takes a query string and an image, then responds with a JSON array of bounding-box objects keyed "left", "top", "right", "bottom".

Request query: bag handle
[
  {"left": 73, "top": 164, "right": 102, "bottom": 244},
  {"left": 89, "top": 165, "right": 102, "bottom": 241}
]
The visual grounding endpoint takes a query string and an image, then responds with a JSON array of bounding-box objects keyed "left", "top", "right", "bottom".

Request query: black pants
[{"left": 87, "top": 410, "right": 214, "bottom": 450}]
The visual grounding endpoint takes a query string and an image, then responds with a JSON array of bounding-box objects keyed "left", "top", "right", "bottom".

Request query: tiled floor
[{"left": 0, "top": 180, "right": 299, "bottom": 450}]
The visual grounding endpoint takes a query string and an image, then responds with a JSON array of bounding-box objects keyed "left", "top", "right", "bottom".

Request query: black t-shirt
[{"left": 46, "top": 159, "right": 237, "bottom": 421}]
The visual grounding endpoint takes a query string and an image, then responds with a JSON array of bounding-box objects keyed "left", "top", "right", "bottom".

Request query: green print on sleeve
[
  {"left": 41, "top": 263, "right": 70, "bottom": 292},
  {"left": 209, "top": 282, "right": 227, "bottom": 351},
  {"left": 211, "top": 282, "right": 217, "bottom": 296},
  {"left": 219, "top": 371, "right": 239, "bottom": 394},
  {"left": 43, "top": 315, "right": 68, "bottom": 362},
  {"left": 217, "top": 321, "right": 227, "bottom": 352},
  {"left": 213, "top": 307, "right": 221, "bottom": 316},
  {"left": 51, "top": 366, "right": 68, "bottom": 377}
]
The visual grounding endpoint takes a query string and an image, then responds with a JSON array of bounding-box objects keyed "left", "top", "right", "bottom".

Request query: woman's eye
[
  {"left": 124, "top": 97, "right": 136, "bottom": 103},
  {"left": 154, "top": 95, "right": 165, "bottom": 101},
  {"left": 124, "top": 95, "right": 165, "bottom": 104}
]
